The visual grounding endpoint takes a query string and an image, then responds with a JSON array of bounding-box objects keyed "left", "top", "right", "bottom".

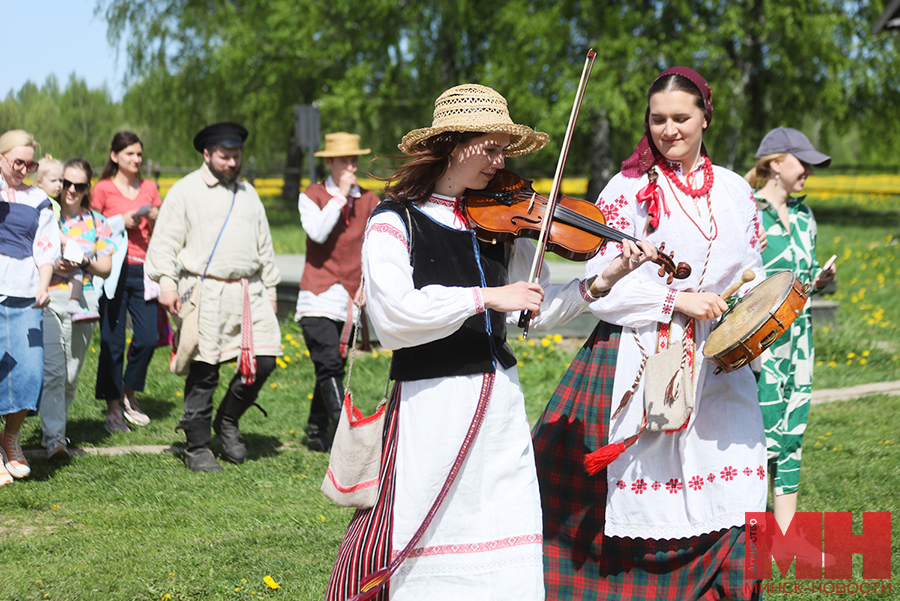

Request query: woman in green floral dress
[{"left": 746, "top": 127, "right": 836, "bottom": 535}]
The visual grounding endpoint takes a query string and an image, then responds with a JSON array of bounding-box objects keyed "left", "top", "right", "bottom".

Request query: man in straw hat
[
  {"left": 295, "top": 132, "right": 380, "bottom": 452},
  {"left": 147, "top": 121, "right": 283, "bottom": 473}
]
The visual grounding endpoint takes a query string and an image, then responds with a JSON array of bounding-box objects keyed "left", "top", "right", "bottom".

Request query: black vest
[{"left": 374, "top": 200, "right": 517, "bottom": 381}]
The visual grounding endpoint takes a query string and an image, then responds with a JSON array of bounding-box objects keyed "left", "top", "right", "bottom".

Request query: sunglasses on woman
[
  {"left": 63, "top": 179, "right": 89, "bottom": 193},
  {"left": 2, "top": 156, "right": 39, "bottom": 173}
]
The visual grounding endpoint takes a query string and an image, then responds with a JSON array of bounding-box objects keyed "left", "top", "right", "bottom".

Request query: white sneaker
[
  {"left": 0, "top": 429, "right": 31, "bottom": 478},
  {"left": 122, "top": 396, "right": 151, "bottom": 427}
]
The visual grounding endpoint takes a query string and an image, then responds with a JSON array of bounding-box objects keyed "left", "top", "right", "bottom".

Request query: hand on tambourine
[{"left": 674, "top": 291, "right": 729, "bottom": 321}]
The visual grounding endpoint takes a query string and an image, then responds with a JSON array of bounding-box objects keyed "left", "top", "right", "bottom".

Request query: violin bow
[{"left": 518, "top": 48, "right": 597, "bottom": 337}]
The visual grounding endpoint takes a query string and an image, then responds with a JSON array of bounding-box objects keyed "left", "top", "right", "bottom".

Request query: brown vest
[{"left": 299, "top": 182, "right": 380, "bottom": 295}]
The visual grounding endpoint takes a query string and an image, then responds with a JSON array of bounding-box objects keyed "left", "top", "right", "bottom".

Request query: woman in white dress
[
  {"left": 325, "top": 84, "right": 656, "bottom": 601},
  {"left": 533, "top": 67, "right": 767, "bottom": 600}
]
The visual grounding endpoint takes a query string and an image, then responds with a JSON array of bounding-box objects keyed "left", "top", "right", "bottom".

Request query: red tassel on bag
[{"left": 584, "top": 425, "right": 645, "bottom": 476}]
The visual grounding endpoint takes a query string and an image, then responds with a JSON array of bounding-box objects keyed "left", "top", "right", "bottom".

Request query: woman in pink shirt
[{"left": 91, "top": 132, "right": 162, "bottom": 432}]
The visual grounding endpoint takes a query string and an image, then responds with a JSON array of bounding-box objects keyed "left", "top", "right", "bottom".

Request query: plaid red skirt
[
  {"left": 325, "top": 387, "right": 401, "bottom": 601},
  {"left": 532, "top": 322, "right": 760, "bottom": 601}
]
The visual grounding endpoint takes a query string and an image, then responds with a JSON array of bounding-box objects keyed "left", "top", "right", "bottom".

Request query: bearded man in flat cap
[{"left": 146, "top": 121, "right": 282, "bottom": 473}]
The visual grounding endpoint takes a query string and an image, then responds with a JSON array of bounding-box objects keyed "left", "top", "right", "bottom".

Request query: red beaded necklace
[{"left": 657, "top": 156, "right": 714, "bottom": 198}]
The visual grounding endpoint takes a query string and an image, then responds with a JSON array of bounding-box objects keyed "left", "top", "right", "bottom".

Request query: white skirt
[{"left": 390, "top": 365, "right": 544, "bottom": 601}]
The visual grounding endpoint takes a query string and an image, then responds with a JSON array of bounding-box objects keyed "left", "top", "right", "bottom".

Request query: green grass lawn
[{"left": 1, "top": 194, "right": 897, "bottom": 600}]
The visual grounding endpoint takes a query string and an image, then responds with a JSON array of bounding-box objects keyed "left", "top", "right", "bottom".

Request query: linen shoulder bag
[
  {"left": 321, "top": 291, "right": 389, "bottom": 509},
  {"left": 169, "top": 187, "right": 237, "bottom": 375}
]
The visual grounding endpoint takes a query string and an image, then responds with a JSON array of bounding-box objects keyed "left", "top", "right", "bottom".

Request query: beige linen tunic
[{"left": 146, "top": 163, "right": 282, "bottom": 364}]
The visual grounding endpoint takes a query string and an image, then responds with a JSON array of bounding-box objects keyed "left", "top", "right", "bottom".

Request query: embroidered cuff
[
  {"left": 662, "top": 288, "right": 678, "bottom": 316},
  {"left": 472, "top": 287, "right": 485, "bottom": 314}
]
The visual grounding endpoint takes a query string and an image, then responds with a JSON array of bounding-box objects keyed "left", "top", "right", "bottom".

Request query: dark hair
[
  {"left": 100, "top": 131, "right": 143, "bottom": 180},
  {"left": 648, "top": 74, "right": 708, "bottom": 120},
  {"left": 61, "top": 158, "right": 94, "bottom": 211},
  {"left": 381, "top": 132, "right": 483, "bottom": 202}
]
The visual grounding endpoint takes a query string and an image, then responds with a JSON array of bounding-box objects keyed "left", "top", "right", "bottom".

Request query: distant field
[{"left": 150, "top": 172, "right": 900, "bottom": 200}]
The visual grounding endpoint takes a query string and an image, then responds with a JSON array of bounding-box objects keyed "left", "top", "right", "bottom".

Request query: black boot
[
  {"left": 212, "top": 393, "right": 257, "bottom": 464},
  {"left": 305, "top": 383, "right": 332, "bottom": 452},
  {"left": 321, "top": 377, "right": 345, "bottom": 431},
  {"left": 180, "top": 420, "right": 223, "bottom": 473}
]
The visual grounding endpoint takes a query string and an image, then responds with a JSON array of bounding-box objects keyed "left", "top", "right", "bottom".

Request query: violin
[{"left": 464, "top": 170, "right": 692, "bottom": 284}]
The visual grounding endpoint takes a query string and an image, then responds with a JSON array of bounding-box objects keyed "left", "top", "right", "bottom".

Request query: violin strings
[{"left": 509, "top": 190, "right": 640, "bottom": 243}]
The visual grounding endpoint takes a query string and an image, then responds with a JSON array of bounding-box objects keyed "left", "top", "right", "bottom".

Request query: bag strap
[
  {"left": 351, "top": 371, "right": 496, "bottom": 601},
  {"left": 202, "top": 185, "right": 238, "bottom": 280}
]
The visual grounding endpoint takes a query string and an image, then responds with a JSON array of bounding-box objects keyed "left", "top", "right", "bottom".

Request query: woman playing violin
[
  {"left": 533, "top": 68, "right": 767, "bottom": 600},
  {"left": 325, "top": 84, "right": 656, "bottom": 601}
]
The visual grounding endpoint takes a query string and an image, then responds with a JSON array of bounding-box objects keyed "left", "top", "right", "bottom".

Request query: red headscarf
[{"left": 621, "top": 67, "right": 714, "bottom": 179}]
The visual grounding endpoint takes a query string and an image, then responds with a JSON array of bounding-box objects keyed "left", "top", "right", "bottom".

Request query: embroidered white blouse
[
  {"left": 295, "top": 175, "right": 362, "bottom": 322},
  {"left": 586, "top": 160, "right": 768, "bottom": 539},
  {"left": 363, "top": 194, "right": 594, "bottom": 349}
]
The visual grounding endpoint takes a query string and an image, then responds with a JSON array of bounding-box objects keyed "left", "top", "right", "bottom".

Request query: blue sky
[{"left": 4, "top": 2, "right": 125, "bottom": 100}]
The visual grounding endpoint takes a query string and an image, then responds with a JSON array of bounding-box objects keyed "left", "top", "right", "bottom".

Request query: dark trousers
[
  {"left": 299, "top": 316, "right": 351, "bottom": 430},
  {"left": 96, "top": 262, "right": 159, "bottom": 401},
  {"left": 182, "top": 356, "right": 277, "bottom": 423}
]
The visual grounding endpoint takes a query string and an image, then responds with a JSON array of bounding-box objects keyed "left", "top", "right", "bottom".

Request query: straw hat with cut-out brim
[
  {"left": 314, "top": 132, "right": 371, "bottom": 157},
  {"left": 399, "top": 84, "right": 549, "bottom": 157}
]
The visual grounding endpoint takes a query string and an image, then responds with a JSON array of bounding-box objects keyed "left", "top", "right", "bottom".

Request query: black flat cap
[{"left": 193, "top": 121, "right": 249, "bottom": 152}]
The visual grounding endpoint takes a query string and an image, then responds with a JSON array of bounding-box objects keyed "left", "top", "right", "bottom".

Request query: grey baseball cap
[{"left": 755, "top": 127, "right": 831, "bottom": 167}]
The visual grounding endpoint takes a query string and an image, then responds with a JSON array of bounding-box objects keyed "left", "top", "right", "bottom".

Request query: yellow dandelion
[
  {"left": 264, "top": 576, "right": 281, "bottom": 590},
  {"left": 285, "top": 334, "right": 293, "bottom": 340},
  {"left": 176, "top": 392, "right": 183, "bottom": 398},
  {"left": 290, "top": 429, "right": 295, "bottom": 435},
  {"left": 371, "top": 351, "right": 380, "bottom": 358},
  {"left": 863, "top": 350, "right": 870, "bottom": 357},
  {"left": 305, "top": 350, "right": 310, "bottom": 356},
  {"left": 308, "top": 393, "right": 313, "bottom": 399},
  {"left": 553, "top": 334, "right": 563, "bottom": 342},
  {"left": 320, "top": 515, "right": 326, "bottom": 521},
  {"left": 270, "top": 383, "right": 279, "bottom": 388},
  {"left": 284, "top": 355, "right": 292, "bottom": 363},
  {"left": 301, "top": 474, "right": 307, "bottom": 479},
  {"left": 847, "top": 352, "right": 856, "bottom": 359},
  {"left": 826, "top": 432, "right": 832, "bottom": 436},
  {"left": 169, "top": 573, "right": 175, "bottom": 577},
  {"left": 52, "top": 504, "right": 59, "bottom": 510},
  {"left": 162, "top": 595, "right": 172, "bottom": 601},
  {"left": 814, "top": 442, "right": 820, "bottom": 446},
  {"left": 860, "top": 358, "right": 867, "bottom": 366}
]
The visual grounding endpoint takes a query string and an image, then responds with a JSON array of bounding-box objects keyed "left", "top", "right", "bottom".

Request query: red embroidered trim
[
  {"left": 596, "top": 194, "right": 629, "bottom": 256},
  {"left": 392, "top": 533, "right": 542, "bottom": 561},
  {"left": 368, "top": 223, "right": 408, "bottom": 250},
  {"left": 619, "top": 464, "right": 766, "bottom": 495},
  {"left": 662, "top": 289, "right": 677, "bottom": 316},
  {"left": 472, "top": 287, "right": 485, "bottom": 314},
  {"left": 578, "top": 279, "right": 593, "bottom": 302},
  {"left": 428, "top": 195, "right": 458, "bottom": 209}
]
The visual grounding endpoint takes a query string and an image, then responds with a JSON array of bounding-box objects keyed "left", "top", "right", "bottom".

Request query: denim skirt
[{"left": 0, "top": 296, "right": 44, "bottom": 415}]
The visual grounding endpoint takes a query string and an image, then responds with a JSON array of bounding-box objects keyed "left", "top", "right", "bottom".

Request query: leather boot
[
  {"left": 181, "top": 420, "right": 223, "bottom": 473},
  {"left": 321, "top": 377, "right": 345, "bottom": 431},
  {"left": 212, "top": 393, "right": 258, "bottom": 464},
  {"left": 305, "top": 383, "right": 332, "bottom": 452}
]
